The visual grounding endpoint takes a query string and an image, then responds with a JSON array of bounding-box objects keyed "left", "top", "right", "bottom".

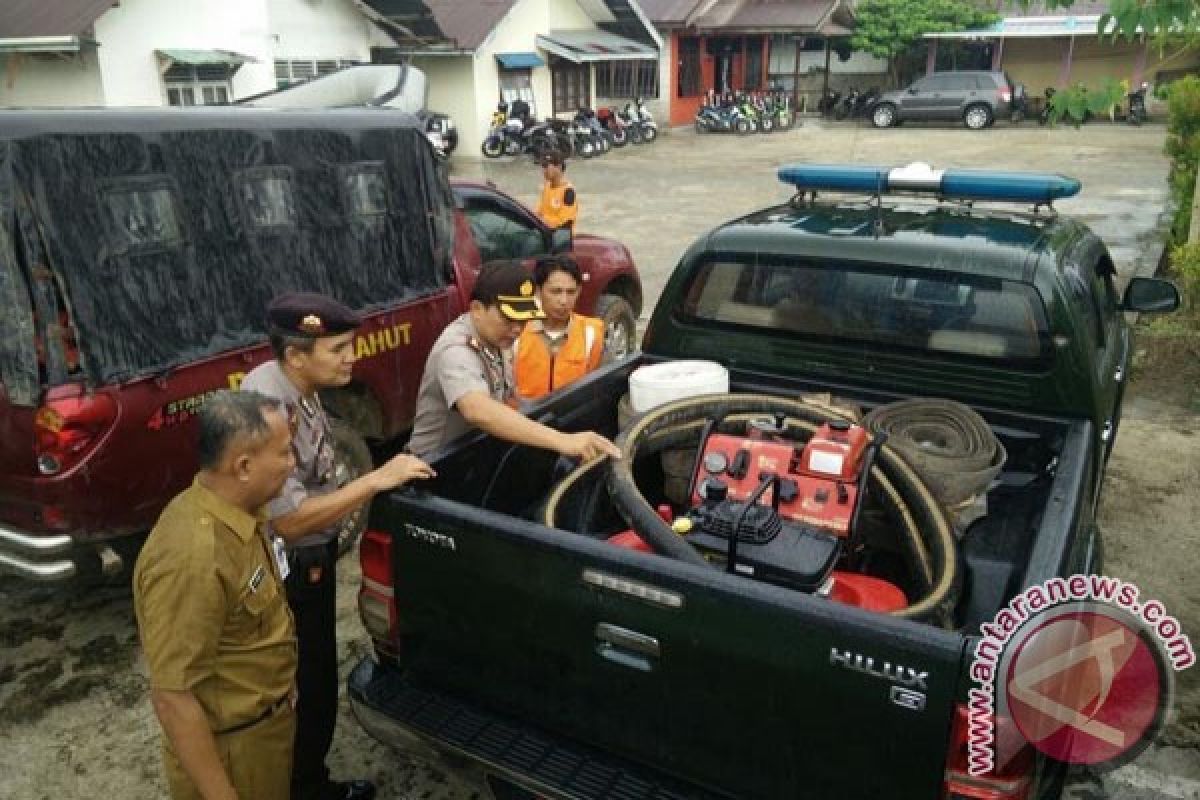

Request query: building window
[
  {"left": 499, "top": 68, "right": 536, "bottom": 116},
  {"left": 164, "top": 64, "right": 233, "bottom": 106},
  {"left": 595, "top": 60, "right": 659, "bottom": 99},
  {"left": 552, "top": 59, "right": 591, "bottom": 113},
  {"left": 274, "top": 59, "right": 362, "bottom": 88},
  {"left": 678, "top": 37, "right": 702, "bottom": 97}
]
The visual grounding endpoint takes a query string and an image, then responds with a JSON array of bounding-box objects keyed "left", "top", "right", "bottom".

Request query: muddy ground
[{"left": 1, "top": 122, "right": 1198, "bottom": 798}]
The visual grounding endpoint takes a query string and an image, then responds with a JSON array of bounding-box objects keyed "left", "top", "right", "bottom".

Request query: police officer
[
  {"left": 407, "top": 260, "right": 620, "bottom": 461},
  {"left": 134, "top": 390, "right": 298, "bottom": 800},
  {"left": 241, "top": 292, "right": 435, "bottom": 800}
]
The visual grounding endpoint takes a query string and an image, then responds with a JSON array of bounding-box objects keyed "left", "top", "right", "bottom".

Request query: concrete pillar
[
  {"left": 926, "top": 39, "right": 938, "bottom": 76},
  {"left": 1058, "top": 36, "right": 1076, "bottom": 86},
  {"left": 1132, "top": 36, "right": 1149, "bottom": 85}
]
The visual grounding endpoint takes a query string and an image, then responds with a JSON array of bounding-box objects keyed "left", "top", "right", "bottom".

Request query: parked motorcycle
[
  {"left": 625, "top": 97, "right": 658, "bottom": 143},
  {"left": 1127, "top": 82, "right": 1149, "bottom": 125},
  {"left": 695, "top": 94, "right": 751, "bottom": 134},
  {"left": 596, "top": 107, "right": 629, "bottom": 146},
  {"left": 770, "top": 90, "right": 795, "bottom": 130},
  {"left": 818, "top": 88, "right": 842, "bottom": 117},
  {"left": 480, "top": 104, "right": 527, "bottom": 158}
]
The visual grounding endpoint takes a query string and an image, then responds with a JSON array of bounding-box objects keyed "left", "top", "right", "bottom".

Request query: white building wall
[
  {"left": 411, "top": 55, "right": 480, "bottom": 152},
  {"left": 268, "top": 0, "right": 392, "bottom": 62},
  {"left": 92, "top": 0, "right": 276, "bottom": 105},
  {"left": 0, "top": 51, "right": 107, "bottom": 107}
]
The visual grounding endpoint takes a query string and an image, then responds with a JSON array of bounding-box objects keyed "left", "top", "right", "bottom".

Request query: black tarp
[{"left": 0, "top": 108, "right": 454, "bottom": 387}]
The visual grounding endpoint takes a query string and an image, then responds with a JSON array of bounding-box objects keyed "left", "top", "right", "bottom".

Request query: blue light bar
[{"left": 778, "top": 162, "right": 1081, "bottom": 205}]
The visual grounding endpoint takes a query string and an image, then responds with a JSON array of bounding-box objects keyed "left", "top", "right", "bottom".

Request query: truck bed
[{"left": 358, "top": 356, "right": 1091, "bottom": 798}]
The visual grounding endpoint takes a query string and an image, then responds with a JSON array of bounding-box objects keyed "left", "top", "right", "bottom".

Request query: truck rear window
[{"left": 679, "top": 259, "right": 1051, "bottom": 366}]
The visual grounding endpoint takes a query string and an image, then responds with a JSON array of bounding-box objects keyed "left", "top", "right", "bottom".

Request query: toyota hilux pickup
[
  {"left": 348, "top": 164, "right": 1180, "bottom": 799},
  {"left": 0, "top": 108, "right": 641, "bottom": 581}
]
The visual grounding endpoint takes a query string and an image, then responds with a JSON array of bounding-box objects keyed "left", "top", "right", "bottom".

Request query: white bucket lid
[{"left": 628, "top": 360, "right": 729, "bottom": 412}]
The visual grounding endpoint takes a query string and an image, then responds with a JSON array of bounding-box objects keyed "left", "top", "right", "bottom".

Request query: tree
[
  {"left": 1021, "top": 0, "right": 1199, "bottom": 39},
  {"left": 850, "top": 0, "right": 1000, "bottom": 84}
]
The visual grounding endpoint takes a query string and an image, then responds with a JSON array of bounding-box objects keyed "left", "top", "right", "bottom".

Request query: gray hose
[
  {"left": 862, "top": 398, "right": 1005, "bottom": 508},
  {"left": 544, "top": 393, "right": 959, "bottom": 624}
]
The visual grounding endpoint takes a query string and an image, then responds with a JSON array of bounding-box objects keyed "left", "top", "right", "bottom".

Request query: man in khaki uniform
[
  {"left": 134, "top": 390, "right": 298, "bottom": 800},
  {"left": 407, "top": 260, "right": 621, "bottom": 461}
]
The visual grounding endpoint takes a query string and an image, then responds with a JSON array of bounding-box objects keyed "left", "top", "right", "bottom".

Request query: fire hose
[{"left": 543, "top": 394, "right": 959, "bottom": 625}]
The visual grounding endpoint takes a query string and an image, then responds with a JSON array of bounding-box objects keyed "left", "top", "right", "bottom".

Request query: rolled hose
[
  {"left": 543, "top": 393, "right": 959, "bottom": 623},
  {"left": 862, "top": 398, "right": 1006, "bottom": 508}
]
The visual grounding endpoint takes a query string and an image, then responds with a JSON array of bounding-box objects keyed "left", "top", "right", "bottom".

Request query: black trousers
[{"left": 285, "top": 540, "right": 338, "bottom": 799}]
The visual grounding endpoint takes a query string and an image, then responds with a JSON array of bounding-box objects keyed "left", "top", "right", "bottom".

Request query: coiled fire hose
[
  {"left": 543, "top": 394, "right": 959, "bottom": 624},
  {"left": 862, "top": 398, "right": 1006, "bottom": 509}
]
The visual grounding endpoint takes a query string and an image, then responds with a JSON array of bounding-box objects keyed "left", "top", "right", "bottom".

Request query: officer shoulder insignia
[
  {"left": 466, "top": 336, "right": 482, "bottom": 351},
  {"left": 299, "top": 314, "right": 325, "bottom": 335}
]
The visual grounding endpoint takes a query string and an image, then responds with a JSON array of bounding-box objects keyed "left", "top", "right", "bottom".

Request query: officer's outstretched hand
[
  {"left": 557, "top": 431, "right": 622, "bottom": 462},
  {"left": 370, "top": 453, "right": 437, "bottom": 492}
]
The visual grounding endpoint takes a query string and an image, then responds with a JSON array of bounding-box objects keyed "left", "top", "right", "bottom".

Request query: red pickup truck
[{"left": 0, "top": 109, "right": 642, "bottom": 582}]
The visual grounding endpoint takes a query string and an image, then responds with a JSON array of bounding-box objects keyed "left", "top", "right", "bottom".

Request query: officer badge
[
  {"left": 300, "top": 314, "right": 325, "bottom": 335},
  {"left": 519, "top": 280, "right": 534, "bottom": 297}
]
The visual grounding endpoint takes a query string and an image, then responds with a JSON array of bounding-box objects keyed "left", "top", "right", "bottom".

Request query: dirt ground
[{"left": 2, "top": 122, "right": 1198, "bottom": 799}]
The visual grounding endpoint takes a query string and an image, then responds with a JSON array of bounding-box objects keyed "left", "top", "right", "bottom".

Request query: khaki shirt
[
  {"left": 134, "top": 480, "right": 296, "bottom": 733},
  {"left": 407, "top": 313, "right": 512, "bottom": 459},
  {"left": 241, "top": 360, "right": 338, "bottom": 547}
]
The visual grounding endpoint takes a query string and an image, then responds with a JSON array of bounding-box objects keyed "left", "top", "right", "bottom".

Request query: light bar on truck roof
[{"left": 777, "top": 162, "right": 1081, "bottom": 205}]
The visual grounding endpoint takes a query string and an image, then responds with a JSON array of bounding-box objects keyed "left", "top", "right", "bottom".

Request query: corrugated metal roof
[
  {"left": 637, "top": 0, "right": 705, "bottom": 25},
  {"left": 721, "top": 0, "right": 837, "bottom": 30},
  {"left": 537, "top": 29, "right": 657, "bottom": 62},
  {"left": 0, "top": 0, "right": 115, "bottom": 39},
  {"left": 690, "top": 0, "right": 741, "bottom": 29},
  {"left": 975, "top": 0, "right": 1112, "bottom": 17},
  {"left": 364, "top": 0, "right": 518, "bottom": 50}
]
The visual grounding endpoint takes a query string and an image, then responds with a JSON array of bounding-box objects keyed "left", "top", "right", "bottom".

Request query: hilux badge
[{"left": 830, "top": 647, "right": 930, "bottom": 691}]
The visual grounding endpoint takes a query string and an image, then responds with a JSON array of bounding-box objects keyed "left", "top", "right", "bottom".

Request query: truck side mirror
[
  {"left": 549, "top": 226, "right": 573, "bottom": 254},
  {"left": 1121, "top": 277, "right": 1180, "bottom": 313}
]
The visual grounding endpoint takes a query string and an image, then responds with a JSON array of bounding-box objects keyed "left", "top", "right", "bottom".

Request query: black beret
[
  {"left": 471, "top": 260, "right": 545, "bottom": 322},
  {"left": 267, "top": 292, "right": 361, "bottom": 337}
]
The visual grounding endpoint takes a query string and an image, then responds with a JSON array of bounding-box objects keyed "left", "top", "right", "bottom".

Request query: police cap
[
  {"left": 267, "top": 292, "right": 361, "bottom": 337},
  {"left": 471, "top": 260, "right": 546, "bottom": 322}
]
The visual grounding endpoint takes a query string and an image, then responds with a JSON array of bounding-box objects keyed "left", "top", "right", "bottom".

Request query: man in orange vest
[
  {"left": 535, "top": 151, "right": 578, "bottom": 231},
  {"left": 514, "top": 255, "right": 605, "bottom": 401}
]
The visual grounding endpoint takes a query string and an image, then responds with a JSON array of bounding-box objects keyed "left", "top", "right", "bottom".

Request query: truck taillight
[
  {"left": 359, "top": 529, "right": 399, "bottom": 653},
  {"left": 1000, "top": 88, "right": 1012, "bottom": 103},
  {"left": 943, "top": 703, "right": 1034, "bottom": 800},
  {"left": 34, "top": 391, "right": 117, "bottom": 475}
]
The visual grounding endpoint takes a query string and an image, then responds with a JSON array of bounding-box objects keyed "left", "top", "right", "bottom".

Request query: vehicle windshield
[{"left": 679, "top": 258, "right": 1051, "bottom": 367}]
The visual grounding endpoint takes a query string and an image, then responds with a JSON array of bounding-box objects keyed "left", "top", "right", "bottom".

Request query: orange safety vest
[
  {"left": 536, "top": 181, "right": 578, "bottom": 230},
  {"left": 513, "top": 315, "right": 604, "bottom": 400}
]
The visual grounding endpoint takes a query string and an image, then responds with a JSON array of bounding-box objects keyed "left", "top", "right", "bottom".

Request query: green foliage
[
  {"left": 1165, "top": 75, "right": 1200, "bottom": 242},
  {"left": 1150, "top": 240, "right": 1200, "bottom": 331},
  {"left": 1045, "top": 79, "right": 1126, "bottom": 126},
  {"left": 850, "top": 0, "right": 1000, "bottom": 67},
  {"left": 1013, "top": 0, "right": 1200, "bottom": 39}
]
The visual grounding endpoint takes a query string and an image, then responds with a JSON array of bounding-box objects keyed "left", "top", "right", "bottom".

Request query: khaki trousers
[{"left": 163, "top": 705, "right": 296, "bottom": 800}]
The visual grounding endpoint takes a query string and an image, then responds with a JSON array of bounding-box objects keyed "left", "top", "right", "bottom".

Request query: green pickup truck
[{"left": 347, "top": 165, "right": 1179, "bottom": 799}]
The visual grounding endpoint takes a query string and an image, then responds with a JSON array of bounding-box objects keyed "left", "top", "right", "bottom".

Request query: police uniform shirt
[
  {"left": 407, "top": 313, "right": 513, "bottom": 459},
  {"left": 134, "top": 480, "right": 297, "bottom": 732},
  {"left": 241, "top": 361, "right": 338, "bottom": 548}
]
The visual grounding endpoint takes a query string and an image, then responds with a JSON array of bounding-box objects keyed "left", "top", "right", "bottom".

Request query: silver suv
[{"left": 871, "top": 71, "right": 1015, "bottom": 130}]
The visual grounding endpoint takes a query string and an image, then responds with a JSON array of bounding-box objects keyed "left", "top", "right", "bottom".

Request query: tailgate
[{"left": 376, "top": 493, "right": 967, "bottom": 799}]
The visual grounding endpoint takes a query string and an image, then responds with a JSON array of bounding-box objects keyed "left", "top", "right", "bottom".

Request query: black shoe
[{"left": 323, "top": 779, "right": 376, "bottom": 800}]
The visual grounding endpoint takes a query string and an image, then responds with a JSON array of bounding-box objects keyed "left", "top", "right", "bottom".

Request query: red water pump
[
  {"left": 607, "top": 415, "right": 907, "bottom": 613},
  {"left": 691, "top": 417, "right": 869, "bottom": 536}
]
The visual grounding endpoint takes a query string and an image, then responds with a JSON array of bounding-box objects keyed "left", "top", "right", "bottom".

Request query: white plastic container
[{"left": 628, "top": 360, "right": 729, "bottom": 413}]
